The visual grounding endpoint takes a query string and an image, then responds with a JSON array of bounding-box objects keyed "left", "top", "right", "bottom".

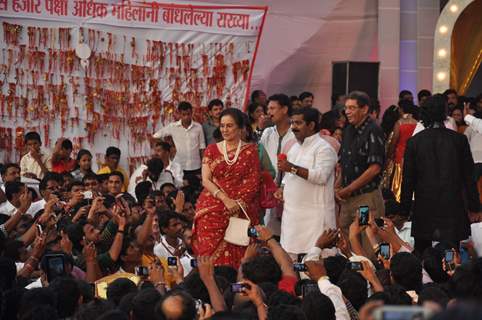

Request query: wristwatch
[{"left": 290, "top": 165, "right": 298, "bottom": 175}]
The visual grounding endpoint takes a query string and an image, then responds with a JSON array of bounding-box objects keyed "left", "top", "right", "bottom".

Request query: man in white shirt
[
  {"left": 1, "top": 163, "right": 21, "bottom": 206},
  {"left": 156, "top": 141, "right": 184, "bottom": 187},
  {"left": 20, "top": 132, "right": 52, "bottom": 180},
  {"left": 464, "top": 110, "right": 482, "bottom": 134},
  {"left": 412, "top": 116, "right": 457, "bottom": 136},
  {"left": 464, "top": 111, "right": 482, "bottom": 186},
  {"left": 305, "top": 259, "right": 350, "bottom": 320},
  {"left": 259, "top": 94, "right": 296, "bottom": 236},
  {"left": 153, "top": 101, "right": 205, "bottom": 185},
  {"left": 0, "top": 181, "right": 42, "bottom": 217},
  {"left": 128, "top": 158, "right": 165, "bottom": 200},
  {"left": 128, "top": 142, "right": 184, "bottom": 200},
  {"left": 153, "top": 211, "right": 184, "bottom": 260},
  {"left": 277, "top": 107, "right": 338, "bottom": 257}
]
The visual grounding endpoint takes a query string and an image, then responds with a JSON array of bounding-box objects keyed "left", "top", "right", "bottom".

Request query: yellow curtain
[{"left": 450, "top": 0, "right": 482, "bottom": 95}]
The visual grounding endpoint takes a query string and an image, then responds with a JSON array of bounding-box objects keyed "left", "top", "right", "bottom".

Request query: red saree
[{"left": 192, "top": 143, "right": 260, "bottom": 268}]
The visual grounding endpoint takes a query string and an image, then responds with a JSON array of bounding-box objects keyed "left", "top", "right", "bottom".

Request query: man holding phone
[{"left": 336, "top": 91, "right": 385, "bottom": 258}]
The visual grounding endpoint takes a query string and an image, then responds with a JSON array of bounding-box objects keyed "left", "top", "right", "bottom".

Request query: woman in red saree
[{"left": 193, "top": 108, "right": 260, "bottom": 268}]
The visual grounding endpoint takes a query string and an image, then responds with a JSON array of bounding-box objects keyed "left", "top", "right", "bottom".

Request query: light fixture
[
  {"left": 449, "top": 4, "right": 458, "bottom": 12},
  {"left": 439, "top": 25, "right": 448, "bottom": 34},
  {"left": 438, "top": 49, "right": 447, "bottom": 58},
  {"left": 437, "top": 72, "right": 446, "bottom": 81}
]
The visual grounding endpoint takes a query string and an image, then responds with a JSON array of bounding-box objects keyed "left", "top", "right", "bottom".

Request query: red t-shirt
[
  {"left": 278, "top": 275, "right": 298, "bottom": 296},
  {"left": 52, "top": 159, "right": 76, "bottom": 174}
]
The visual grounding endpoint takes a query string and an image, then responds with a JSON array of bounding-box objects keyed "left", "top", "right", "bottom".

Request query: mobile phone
[
  {"left": 257, "top": 247, "right": 271, "bottom": 255},
  {"left": 375, "top": 218, "right": 385, "bottom": 228},
  {"left": 380, "top": 243, "right": 390, "bottom": 260},
  {"left": 359, "top": 206, "right": 369, "bottom": 226},
  {"left": 134, "top": 266, "right": 149, "bottom": 277},
  {"left": 293, "top": 263, "right": 308, "bottom": 272},
  {"left": 231, "top": 282, "right": 250, "bottom": 293},
  {"left": 445, "top": 250, "right": 455, "bottom": 270},
  {"left": 167, "top": 256, "right": 178, "bottom": 267},
  {"left": 82, "top": 191, "right": 93, "bottom": 199},
  {"left": 190, "top": 259, "right": 198, "bottom": 268},
  {"left": 36, "top": 224, "right": 43, "bottom": 234},
  {"left": 45, "top": 254, "right": 66, "bottom": 282},
  {"left": 195, "top": 299, "right": 203, "bottom": 311},
  {"left": 247, "top": 227, "right": 258, "bottom": 238},
  {"left": 302, "top": 283, "right": 319, "bottom": 298},
  {"left": 348, "top": 261, "right": 363, "bottom": 271},
  {"left": 374, "top": 305, "right": 432, "bottom": 320},
  {"left": 459, "top": 243, "right": 470, "bottom": 264}
]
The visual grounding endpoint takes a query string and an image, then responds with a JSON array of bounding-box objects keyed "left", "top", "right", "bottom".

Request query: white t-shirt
[{"left": 153, "top": 121, "right": 206, "bottom": 171}]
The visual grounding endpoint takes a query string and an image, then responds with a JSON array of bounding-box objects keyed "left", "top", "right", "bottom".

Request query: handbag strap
[{"left": 236, "top": 200, "right": 250, "bottom": 222}]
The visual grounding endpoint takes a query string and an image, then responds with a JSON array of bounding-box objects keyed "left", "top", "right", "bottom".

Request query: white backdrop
[{"left": 187, "top": 0, "right": 379, "bottom": 110}]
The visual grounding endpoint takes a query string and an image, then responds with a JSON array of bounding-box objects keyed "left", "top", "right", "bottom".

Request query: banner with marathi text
[
  {"left": 0, "top": 0, "right": 267, "bottom": 171},
  {"left": 0, "top": 0, "right": 265, "bottom": 36}
]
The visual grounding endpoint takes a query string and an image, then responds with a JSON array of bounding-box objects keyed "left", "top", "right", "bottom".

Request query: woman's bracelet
[{"left": 213, "top": 189, "right": 222, "bottom": 198}]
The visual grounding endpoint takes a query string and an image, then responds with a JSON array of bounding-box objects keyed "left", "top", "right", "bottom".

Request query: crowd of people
[{"left": 1, "top": 88, "right": 482, "bottom": 320}]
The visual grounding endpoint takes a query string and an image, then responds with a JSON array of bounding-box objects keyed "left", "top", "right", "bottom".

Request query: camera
[
  {"left": 375, "top": 218, "right": 385, "bottom": 228},
  {"left": 348, "top": 261, "right": 363, "bottom": 271},
  {"left": 293, "top": 263, "right": 308, "bottom": 272}
]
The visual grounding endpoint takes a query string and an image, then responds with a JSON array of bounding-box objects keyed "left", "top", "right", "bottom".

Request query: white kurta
[
  {"left": 280, "top": 134, "right": 337, "bottom": 254},
  {"left": 259, "top": 126, "right": 296, "bottom": 235}
]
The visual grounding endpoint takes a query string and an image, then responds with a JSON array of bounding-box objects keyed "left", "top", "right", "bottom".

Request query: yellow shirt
[{"left": 97, "top": 165, "right": 129, "bottom": 192}]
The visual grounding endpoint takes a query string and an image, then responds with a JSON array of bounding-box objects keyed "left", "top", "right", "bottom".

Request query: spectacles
[{"left": 345, "top": 105, "right": 361, "bottom": 111}]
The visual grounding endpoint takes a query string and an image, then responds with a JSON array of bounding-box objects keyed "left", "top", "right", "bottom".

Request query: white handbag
[{"left": 224, "top": 200, "right": 251, "bottom": 247}]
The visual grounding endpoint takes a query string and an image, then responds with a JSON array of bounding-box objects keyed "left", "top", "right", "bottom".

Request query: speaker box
[{"left": 332, "top": 61, "right": 380, "bottom": 101}]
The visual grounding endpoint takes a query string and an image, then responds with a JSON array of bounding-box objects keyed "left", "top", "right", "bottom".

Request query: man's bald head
[{"left": 159, "top": 291, "right": 196, "bottom": 320}]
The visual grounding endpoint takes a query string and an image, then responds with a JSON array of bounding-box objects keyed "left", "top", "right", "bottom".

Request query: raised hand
[
  {"left": 315, "top": 229, "right": 338, "bottom": 249},
  {"left": 18, "top": 189, "right": 33, "bottom": 213},
  {"left": 255, "top": 225, "right": 273, "bottom": 242},
  {"left": 197, "top": 256, "right": 215, "bottom": 282},
  {"left": 113, "top": 205, "right": 127, "bottom": 229},
  {"left": 305, "top": 260, "right": 327, "bottom": 281},
  {"left": 174, "top": 191, "right": 185, "bottom": 213},
  {"left": 60, "top": 230, "right": 73, "bottom": 255},
  {"left": 83, "top": 242, "right": 97, "bottom": 263},
  {"left": 240, "top": 279, "right": 265, "bottom": 307}
]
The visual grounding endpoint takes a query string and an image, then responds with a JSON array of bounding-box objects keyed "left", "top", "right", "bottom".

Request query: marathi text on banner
[{"left": 0, "top": 0, "right": 266, "bottom": 36}]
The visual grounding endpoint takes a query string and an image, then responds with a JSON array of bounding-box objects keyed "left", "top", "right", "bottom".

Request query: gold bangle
[{"left": 213, "top": 189, "right": 222, "bottom": 198}]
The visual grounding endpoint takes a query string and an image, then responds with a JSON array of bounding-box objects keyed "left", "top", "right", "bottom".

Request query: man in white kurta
[
  {"left": 259, "top": 94, "right": 296, "bottom": 236},
  {"left": 278, "top": 107, "right": 338, "bottom": 255}
]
